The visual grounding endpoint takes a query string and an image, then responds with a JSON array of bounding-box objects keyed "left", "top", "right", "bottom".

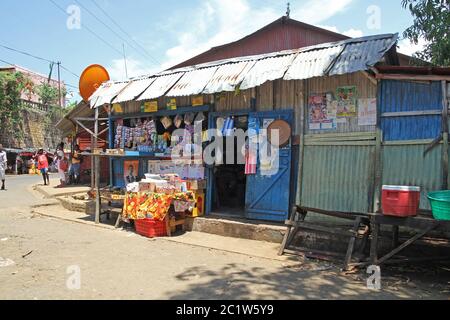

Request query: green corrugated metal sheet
[
  {"left": 382, "top": 143, "right": 442, "bottom": 210},
  {"left": 301, "top": 144, "right": 375, "bottom": 213}
]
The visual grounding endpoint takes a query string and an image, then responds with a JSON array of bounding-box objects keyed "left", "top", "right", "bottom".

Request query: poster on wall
[
  {"left": 124, "top": 160, "right": 140, "bottom": 185},
  {"left": 308, "top": 93, "right": 337, "bottom": 130},
  {"left": 358, "top": 98, "right": 377, "bottom": 126},
  {"left": 336, "top": 86, "right": 357, "bottom": 117}
]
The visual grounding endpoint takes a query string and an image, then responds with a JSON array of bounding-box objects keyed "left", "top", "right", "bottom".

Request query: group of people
[{"left": 0, "top": 143, "right": 83, "bottom": 191}]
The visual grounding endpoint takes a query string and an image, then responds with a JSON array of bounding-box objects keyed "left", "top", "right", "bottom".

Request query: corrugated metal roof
[
  {"left": 166, "top": 67, "right": 219, "bottom": 97},
  {"left": 329, "top": 36, "right": 398, "bottom": 76},
  {"left": 90, "top": 33, "right": 399, "bottom": 106},
  {"left": 137, "top": 73, "right": 184, "bottom": 101},
  {"left": 202, "top": 61, "right": 255, "bottom": 94},
  {"left": 240, "top": 54, "right": 297, "bottom": 90},
  {"left": 112, "top": 78, "right": 155, "bottom": 104},
  {"left": 284, "top": 45, "right": 344, "bottom": 80},
  {"left": 90, "top": 81, "right": 129, "bottom": 108}
]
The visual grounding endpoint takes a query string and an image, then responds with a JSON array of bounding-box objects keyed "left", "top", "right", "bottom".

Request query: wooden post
[
  {"left": 373, "top": 81, "right": 383, "bottom": 213},
  {"left": 369, "top": 216, "right": 379, "bottom": 265},
  {"left": 442, "top": 81, "right": 449, "bottom": 190},
  {"left": 94, "top": 107, "right": 100, "bottom": 224}
]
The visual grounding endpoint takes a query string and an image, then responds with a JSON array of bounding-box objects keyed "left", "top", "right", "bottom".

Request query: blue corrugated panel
[
  {"left": 380, "top": 80, "right": 443, "bottom": 141},
  {"left": 382, "top": 115, "right": 441, "bottom": 141},
  {"left": 112, "top": 159, "right": 125, "bottom": 188}
]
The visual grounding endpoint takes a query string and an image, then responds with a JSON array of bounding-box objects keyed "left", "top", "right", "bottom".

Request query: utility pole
[
  {"left": 123, "top": 43, "right": 128, "bottom": 79},
  {"left": 57, "top": 61, "right": 62, "bottom": 107}
]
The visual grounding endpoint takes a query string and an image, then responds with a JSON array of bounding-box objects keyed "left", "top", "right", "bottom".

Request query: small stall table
[
  {"left": 280, "top": 206, "right": 450, "bottom": 270},
  {"left": 365, "top": 212, "right": 450, "bottom": 267}
]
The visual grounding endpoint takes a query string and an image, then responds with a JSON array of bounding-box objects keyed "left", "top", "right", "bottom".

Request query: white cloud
[
  {"left": 108, "top": 58, "right": 160, "bottom": 81},
  {"left": 318, "top": 25, "right": 364, "bottom": 38},
  {"left": 108, "top": 0, "right": 356, "bottom": 78},
  {"left": 398, "top": 38, "right": 428, "bottom": 56},
  {"left": 343, "top": 28, "right": 364, "bottom": 38},
  {"left": 291, "top": 0, "right": 354, "bottom": 24},
  {"left": 161, "top": 0, "right": 279, "bottom": 69}
]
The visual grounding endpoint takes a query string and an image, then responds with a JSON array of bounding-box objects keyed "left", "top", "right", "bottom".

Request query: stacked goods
[{"left": 123, "top": 192, "right": 195, "bottom": 221}]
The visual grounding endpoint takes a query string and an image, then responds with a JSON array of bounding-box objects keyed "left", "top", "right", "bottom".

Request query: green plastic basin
[{"left": 427, "top": 191, "right": 450, "bottom": 221}]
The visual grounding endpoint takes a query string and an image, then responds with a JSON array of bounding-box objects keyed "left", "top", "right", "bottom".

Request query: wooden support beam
[
  {"left": 377, "top": 223, "right": 440, "bottom": 265},
  {"left": 442, "top": 80, "right": 449, "bottom": 190},
  {"left": 343, "top": 217, "right": 362, "bottom": 271}
]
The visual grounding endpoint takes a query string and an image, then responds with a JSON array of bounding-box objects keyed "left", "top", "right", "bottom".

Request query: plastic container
[
  {"left": 427, "top": 191, "right": 450, "bottom": 221},
  {"left": 134, "top": 218, "right": 167, "bottom": 238},
  {"left": 382, "top": 185, "right": 421, "bottom": 217}
]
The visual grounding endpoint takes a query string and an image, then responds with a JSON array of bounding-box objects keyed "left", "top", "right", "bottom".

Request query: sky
[{"left": 0, "top": 0, "right": 423, "bottom": 102}]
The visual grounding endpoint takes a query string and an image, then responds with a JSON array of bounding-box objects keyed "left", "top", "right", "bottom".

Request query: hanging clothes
[
  {"left": 244, "top": 142, "right": 257, "bottom": 175},
  {"left": 222, "top": 116, "right": 235, "bottom": 136}
]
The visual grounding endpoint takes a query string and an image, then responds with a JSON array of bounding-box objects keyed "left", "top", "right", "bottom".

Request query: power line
[
  {"left": 59, "top": 64, "right": 80, "bottom": 78},
  {"left": 0, "top": 44, "right": 53, "bottom": 63},
  {"left": 48, "top": 0, "right": 124, "bottom": 57},
  {"left": 90, "top": 0, "right": 160, "bottom": 65},
  {"left": 0, "top": 57, "right": 16, "bottom": 66},
  {"left": 0, "top": 42, "right": 80, "bottom": 79},
  {"left": 74, "top": 0, "right": 160, "bottom": 66}
]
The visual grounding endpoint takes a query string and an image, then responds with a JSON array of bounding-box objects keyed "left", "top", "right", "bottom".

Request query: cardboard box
[
  {"left": 188, "top": 179, "right": 207, "bottom": 190},
  {"left": 138, "top": 182, "right": 155, "bottom": 193}
]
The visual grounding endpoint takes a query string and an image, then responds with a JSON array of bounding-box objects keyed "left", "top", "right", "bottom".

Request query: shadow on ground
[{"left": 164, "top": 262, "right": 450, "bottom": 300}]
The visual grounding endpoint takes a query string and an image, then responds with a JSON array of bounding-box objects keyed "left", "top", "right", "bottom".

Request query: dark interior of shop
[{"left": 212, "top": 115, "right": 248, "bottom": 216}]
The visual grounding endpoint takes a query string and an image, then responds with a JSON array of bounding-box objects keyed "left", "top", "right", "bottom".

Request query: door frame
[{"left": 206, "top": 109, "right": 295, "bottom": 217}]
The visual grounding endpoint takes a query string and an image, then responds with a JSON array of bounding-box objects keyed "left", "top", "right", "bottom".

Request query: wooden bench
[{"left": 279, "top": 206, "right": 370, "bottom": 271}]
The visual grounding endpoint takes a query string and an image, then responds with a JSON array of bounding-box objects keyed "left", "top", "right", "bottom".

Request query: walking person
[
  {"left": 56, "top": 143, "right": 68, "bottom": 188},
  {"left": 0, "top": 144, "right": 7, "bottom": 190},
  {"left": 69, "top": 145, "right": 82, "bottom": 185},
  {"left": 37, "top": 149, "right": 50, "bottom": 186}
]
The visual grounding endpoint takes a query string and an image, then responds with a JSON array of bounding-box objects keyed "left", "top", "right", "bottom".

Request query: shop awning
[
  {"left": 284, "top": 45, "right": 344, "bottom": 80},
  {"left": 90, "top": 81, "right": 129, "bottom": 108},
  {"left": 240, "top": 53, "right": 297, "bottom": 90},
  {"left": 165, "top": 67, "right": 219, "bottom": 97},
  {"left": 112, "top": 77, "right": 155, "bottom": 104},
  {"left": 137, "top": 73, "right": 184, "bottom": 101},
  {"left": 90, "top": 33, "right": 400, "bottom": 106},
  {"left": 202, "top": 60, "right": 256, "bottom": 94}
]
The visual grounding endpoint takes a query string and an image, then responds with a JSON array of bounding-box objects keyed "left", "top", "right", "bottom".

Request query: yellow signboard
[
  {"left": 192, "top": 96, "right": 204, "bottom": 107},
  {"left": 167, "top": 98, "right": 177, "bottom": 110},
  {"left": 142, "top": 101, "right": 158, "bottom": 113},
  {"left": 112, "top": 103, "right": 123, "bottom": 114}
]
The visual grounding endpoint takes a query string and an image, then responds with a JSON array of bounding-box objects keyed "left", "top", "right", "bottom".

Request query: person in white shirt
[{"left": 0, "top": 144, "right": 7, "bottom": 190}]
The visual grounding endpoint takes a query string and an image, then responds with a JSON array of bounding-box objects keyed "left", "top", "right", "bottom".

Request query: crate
[{"left": 135, "top": 218, "right": 167, "bottom": 238}]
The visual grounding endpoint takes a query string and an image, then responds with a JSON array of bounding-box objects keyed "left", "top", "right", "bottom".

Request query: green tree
[
  {"left": 36, "top": 82, "right": 59, "bottom": 106},
  {"left": 402, "top": 0, "right": 450, "bottom": 66},
  {"left": 0, "top": 71, "right": 27, "bottom": 142}
]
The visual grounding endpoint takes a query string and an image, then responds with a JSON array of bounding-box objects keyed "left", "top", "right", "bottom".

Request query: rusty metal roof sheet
[
  {"left": 165, "top": 67, "right": 219, "bottom": 97},
  {"left": 137, "top": 73, "right": 184, "bottom": 101},
  {"left": 202, "top": 61, "right": 256, "bottom": 94},
  {"left": 112, "top": 78, "right": 155, "bottom": 103},
  {"left": 89, "top": 81, "right": 129, "bottom": 108},
  {"left": 91, "top": 33, "right": 399, "bottom": 106}
]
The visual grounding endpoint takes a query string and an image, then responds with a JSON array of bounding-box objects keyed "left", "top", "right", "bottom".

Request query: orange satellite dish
[{"left": 79, "top": 64, "right": 110, "bottom": 102}]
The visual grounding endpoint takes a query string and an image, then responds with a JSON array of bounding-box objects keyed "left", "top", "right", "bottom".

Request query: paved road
[{"left": 0, "top": 174, "right": 45, "bottom": 208}]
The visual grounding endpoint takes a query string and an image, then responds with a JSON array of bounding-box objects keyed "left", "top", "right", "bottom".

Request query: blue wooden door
[{"left": 245, "top": 110, "right": 293, "bottom": 222}]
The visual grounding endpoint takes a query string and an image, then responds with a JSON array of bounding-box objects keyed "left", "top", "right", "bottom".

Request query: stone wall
[{"left": 0, "top": 107, "right": 63, "bottom": 150}]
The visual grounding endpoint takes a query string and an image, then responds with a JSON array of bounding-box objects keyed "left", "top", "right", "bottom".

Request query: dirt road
[{"left": 0, "top": 207, "right": 449, "bottom": 300}]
